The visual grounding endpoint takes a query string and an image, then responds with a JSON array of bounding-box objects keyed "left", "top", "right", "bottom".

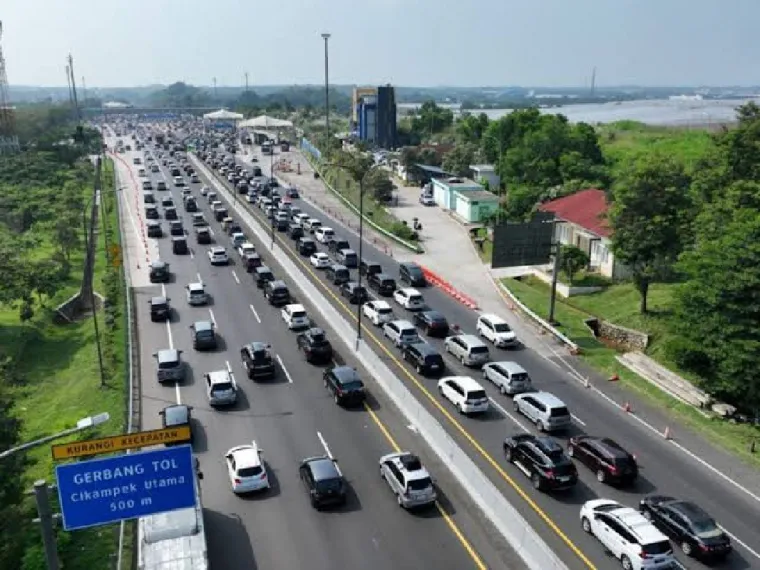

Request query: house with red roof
[{"left": 538, "top": 188, "right": 628, "bottom": 279}]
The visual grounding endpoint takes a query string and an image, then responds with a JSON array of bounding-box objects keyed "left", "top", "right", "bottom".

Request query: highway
[
  {"left": 191, "top": 140, "right": 760, "bottom": 570},
  {"left": 113, "top": 133, "right": 521, "bottom": 570}
]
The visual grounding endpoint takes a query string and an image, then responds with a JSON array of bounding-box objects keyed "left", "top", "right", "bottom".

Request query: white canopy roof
[
  {"left": 203, "top": 109, "right": 244, "bottom": 121},
  {"left": 239, "top": 115, "right": 293, "bottom": 129}
]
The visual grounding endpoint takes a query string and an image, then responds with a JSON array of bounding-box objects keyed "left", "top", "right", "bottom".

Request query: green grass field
[
  {"left": 504, "top": 276, "right": 760, "bottom": 469},
  {"left": 1, "top": 160, "right": 131, "bottom": 569}
]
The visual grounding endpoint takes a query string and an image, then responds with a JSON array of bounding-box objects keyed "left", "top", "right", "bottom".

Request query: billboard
[{"left": 491, "top": 212, "right": 555, "bottom": 269}]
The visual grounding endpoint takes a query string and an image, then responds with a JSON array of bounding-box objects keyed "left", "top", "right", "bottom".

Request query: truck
[{"left": 137, "top": 457, "right": 208, "bottom": 569}]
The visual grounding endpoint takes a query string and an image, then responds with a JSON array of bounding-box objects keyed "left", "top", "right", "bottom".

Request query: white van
[
  {"left": 437, "top": 376, "right": 489, "bottom": 415},
  {"left": 482, "top": 361, "right": 532, "bottom": 395}
]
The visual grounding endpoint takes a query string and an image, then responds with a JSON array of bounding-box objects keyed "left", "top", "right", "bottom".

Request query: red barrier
[{"left": 420, "top": 266, "right": 479, "bottom": 310}]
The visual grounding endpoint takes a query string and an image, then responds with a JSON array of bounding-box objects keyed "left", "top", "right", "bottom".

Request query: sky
[{"left": 2, "top": 0, "right": 759, "bottom": 88}]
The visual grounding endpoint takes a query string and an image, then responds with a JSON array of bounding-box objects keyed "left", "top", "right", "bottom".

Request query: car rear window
[
  {"left": 211, "top": 382, "right": 233, "bottom": 393},
  {"left": 196, "top": 330, "right": 214, "bottom": 339},
  {"left": 425, "top": 354, "right": 444, "bottom": 365},
  {"left": 512, "top": 372, "right": 530, "bottom": 382},
  {"left": 377, "top": 307, "right": 392, "bottom": 315},
  {"left": 238, "top": 466, "right": 263, "bottom": 477},
  {"left": 470, "top": 346, "right": 489, "bottom": 354},
  {"left": 339, "top": 380, "right": 364, "bottom": 391},
  {"left": 315, "top": 478, "right": 342, "bottom": 493},
  {"left": 408, "top": 477, "right": 433, "bottom": 491},
  {"left": 158, "top": 359, "right": 179, "bottom": 369},
  {"left": 642, "top": 541, "right": 672, "bottom": 556},
  {"left": 549, "top": 406, "right": 570, "bottom": 418},
  {"left": 467, "top": 390, "right": 487, "bottom": 400},
  {"left": 493, "top": 323, "right": 512, "bottom": 332}
]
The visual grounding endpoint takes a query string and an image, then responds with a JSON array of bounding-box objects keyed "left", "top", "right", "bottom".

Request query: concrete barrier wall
[{"left": 192, "top": 154, "right": 571, "bottom": 570}]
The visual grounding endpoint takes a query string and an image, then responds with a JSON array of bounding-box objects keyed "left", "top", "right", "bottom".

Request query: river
[{"left": 397, "top": 98, "right": 760, "bottom": 127}]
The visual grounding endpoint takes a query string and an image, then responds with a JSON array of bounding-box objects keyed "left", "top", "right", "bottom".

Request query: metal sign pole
[
  {"left": 548, "top": 243, "right": 561, "bottom": 325},
  {"left": 33, "top": 480, "right": 60, "bottom": 570}
]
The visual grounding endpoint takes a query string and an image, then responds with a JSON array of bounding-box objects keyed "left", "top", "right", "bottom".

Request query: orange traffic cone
[
  {"left": 623, "top": 401, "right": 632, "bottom": 413},
  {"left": 663, "top": 426, "right": 671, "bottom": 440}
]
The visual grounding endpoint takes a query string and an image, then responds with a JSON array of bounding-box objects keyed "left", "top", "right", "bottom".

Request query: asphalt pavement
[
  {"left": 114, "top": 136, "right": 521, "bottom": 570},
  {"left": 209, "top": 143, "right": 760, "bottom": 570}
]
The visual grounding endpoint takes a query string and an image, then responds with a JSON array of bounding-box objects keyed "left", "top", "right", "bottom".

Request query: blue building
[{"left": 352, "top": 85, "right": 397, "bottom": 149}]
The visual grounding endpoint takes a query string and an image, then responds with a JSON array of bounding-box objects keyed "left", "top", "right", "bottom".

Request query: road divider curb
[
  {"left": 419, "top": 265, "right": 479, "bottom": 310},
  {"left": 192, "top": 153, "right": 571, "bottom": 570}
]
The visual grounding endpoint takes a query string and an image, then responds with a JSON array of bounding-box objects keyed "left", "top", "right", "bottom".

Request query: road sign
[
  {"left": 55, "top": 445, "right": 197, "bottom": 531},
  {"left": 51, "top": 425, "right": 192, "bottom": 460},
  {"left": 491, "top": 212, "right": 555, "bottom": 269}
]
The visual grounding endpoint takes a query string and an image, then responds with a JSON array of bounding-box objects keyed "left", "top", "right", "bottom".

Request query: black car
[
  {"left": 399, "top": 262, "right": 427, "bottom": 287},
  {"left": 359, "top": 259, "right": 383, "bottom": 277},
  {"left": 240, "top": 342, "right": 276, "bottom": 380},
  {"left": 413, "top": 310, "right": 450, "bottom": 337},
  {"left": 146, "top": 221, "right": 163, "bottom": 238},
  {"left": 227, "top": 222, "right": 243, "bottom": 236},
  {"left": 145, "top": 204, "right": 160, "bottom": 219},
  {"left": 164, "top": 206, "right": 178, "bottom": 220},
  {"left": 169, "top": 221, "right": 185, "bottom": 237},
  {"left": 328, "top": 238, "right": 350, "bottom": 255},
  {"left": 299, "top": 456, "right": 346, "bottom": 509},
  {"left": 264, "top": 280, "right": 291, "bottom": 306},
  {"left": 171, "top": 236, "right": 188, "bottom": 255},
  {"left": 184, "top": 197, "right": 198, "bottom": 212},
  {"left": 639, "top": 496, "right": 731, "bottom": 560},
  {"left": 367, "top": 273, "right": 397, "bottom": 296},
  {"left": 567, "top": 435, "right": 638, "bottom": 486},
  {"left": 324, "top": 366, "right": 365, "bottom": 407},
  {"left": 288, "top": 224, "right": 304, "bottom": 240},
  {"left": 159, "top": 404, "right": 193, "bottom": 445},
  {"left": 149, "top": 260, "right": 170, "bottom": 283},
  {"left": 402, "top": 342, "right": 445, "bottom": 376},
  {"left": 296, "top": 327, "right": 333, "bottom": 364},
  {"left": 190, "top": 320, "right": 217, "bottom": 350},
  {"left": 276, "top": 217, "right": 289, "bottom": 231},
  {"left": 325, "top": 264, "right": 350, "bottom": 285},
  {"left": 195, "top": 227, "right": 212, "bottom": 244},
  {"left": 503, "top": 434, "right": 578, "bottom": 491},
  {"left": 340, "top": 282, "right": 369, "bottom": 304},
  {"left": 297, "top": 237, "right": 317, "bottom": 256},
  {"left": 255, "top": 266, "right": 275, "bottom": 289},
  {"left": 149, "top": 296, "right": 171, "bottom": 321},
  {"left": 243, "top": 252, "right": 262, "bottom": 272}
]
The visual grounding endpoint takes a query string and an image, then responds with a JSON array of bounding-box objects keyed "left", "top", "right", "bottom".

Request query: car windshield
[
  {"left": 238, "top": 465, "right": 263, "bottom": 477},
  {"left": 493, "top": 323, "right": 512, "bottom": 333},
  {"left": 408, "top": 477, "right": 432, "bottom": 491},
  {"left": 315, "top": 478, "right": 342, "bottom": 493},
  {"left": 642, "top": 541, "right": 672, "bottom": 556},
  {"left": 470, "top": 346, "right": 489, "bottom": 354},
  {"left": 550, "top": 406, "right": 570, "bottom": 418},
  {"left": 467, "top": 390, "right": 487, "bottom": 400},
  {"left": 196, "top": 330, "right": 214, "bottom": 339},
  {"left": 211, "top": 382, "right": 233, "bottom": 393},
  {"left": 339, "top": 380, "right": 363, "bottom": 391},
  {"left": 691, "top": 517, "right": 721, "bottom": 537}
]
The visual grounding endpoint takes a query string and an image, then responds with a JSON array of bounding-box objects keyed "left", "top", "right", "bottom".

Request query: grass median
[
  {"left": 2, "top": 158, "right": 131, "bottom": 569},
  {"left": 503, "top": 276, "right": 760, "bottom": 470}
]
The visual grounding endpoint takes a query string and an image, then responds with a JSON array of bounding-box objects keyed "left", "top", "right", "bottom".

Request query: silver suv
[
  {"left": 154, "top": 349, "right": 185, "bottom": 383},
  {"left": 379, "top": 452, "right": 437, "bottom": 509},
  {"left": 444, "top": 334, "right": 490, "bottom": 367},
  {"left": 205, "top": 369, "right": 238, "bottom": 407}
]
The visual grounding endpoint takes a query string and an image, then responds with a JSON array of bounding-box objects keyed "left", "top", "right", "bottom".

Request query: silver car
[
  {"left": 205, "top": 369, "right": 238, "bottom": 407},
  {"left": 379, "top": 452, "right": 437, "bottom": 509},
  {"left": 154, "top": 349, "right": 185, "bottom": 383}
]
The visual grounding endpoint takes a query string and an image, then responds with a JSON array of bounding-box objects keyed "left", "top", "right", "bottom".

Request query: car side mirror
[
  {"left": 158, "top": 410, "right": 164, "bottom": 416},
  {"left": 152, "top": 352, "right": 157, "bottom": 358},
  {"left": 177, "top": 350, "right": 183, "bottom": 354},
  {"left": 197, "top": 471, "right": 204, "bottom": 480},
  {"left": 166, "top": 298, "right": 171, "bottom": 302}
]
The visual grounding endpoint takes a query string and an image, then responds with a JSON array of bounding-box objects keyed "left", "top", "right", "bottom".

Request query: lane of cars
[
  {"left": 124, "top": 131, "right": 511, "bottom": 570},
  {"left": 186, "top": 141, "right": 758, "bottom": 570}
]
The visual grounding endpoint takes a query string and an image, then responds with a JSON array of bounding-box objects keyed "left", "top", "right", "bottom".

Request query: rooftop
[
  {"left": 469, "top": 164, "right": 496, "bottom": 172},
  {"left": 413, "top": 163, "right": 454, "bottom": 176},
  {"left": 538, "top": 188, "right": 610, "bottom": 238},
  {"left": 434, "top": 177, "right": 483, "bottom": 189},
  {"left": 455, "top": 189, "right": 500, "bottom": 202}
]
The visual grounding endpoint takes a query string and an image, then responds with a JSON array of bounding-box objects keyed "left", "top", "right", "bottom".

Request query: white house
[{"left": 469, "top": 164, "right": 500, "bottom": 191}]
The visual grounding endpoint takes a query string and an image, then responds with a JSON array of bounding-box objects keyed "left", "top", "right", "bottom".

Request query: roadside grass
[
  {"left": 2, "top": 158, "right": 130, "bottom": 569},
  {"left": 504, "top": 276, "right": 760, "bottom": 470},
  {"left": 599, "top": 120, "right": 714, "bottom": 175}
]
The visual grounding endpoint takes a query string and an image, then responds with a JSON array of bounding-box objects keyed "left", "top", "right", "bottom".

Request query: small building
[
  {"left": 431, "top": 177, "right": 500, "bottom": 223},
  {"left": 538, "top": 189, "right": 628, "bottom": 280},
  {"left": 407, "top": 164, "right": 454, "bottom": 185},
  {"left": 469, "top": 164, "right": 500, "bottom": 191}
]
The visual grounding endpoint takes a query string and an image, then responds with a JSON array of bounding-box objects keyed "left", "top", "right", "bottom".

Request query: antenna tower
[
  {"left": 590, "top": 66, "right": 597, "bottom": 97},
  {"left": 68, "top": 54, "right": 81, "bottom": 122},
  {"left": 0, "top": 21, "right": 20, "bottom": 155}
]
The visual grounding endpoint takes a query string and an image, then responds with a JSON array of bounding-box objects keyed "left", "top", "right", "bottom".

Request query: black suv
[
  {"left": 340, "top": 282, "right": 369, "bottom": 304},
  {"left": 255, "top": 266, "right": 275, "bottom": 289},
  {"left": 402, "top": 342, "right": 445, "bottom": 376},
  {"left": 323, "top": 366, "right": 365, "bottom": 407},
  {"left": 172, "top": 236, "right": 188, "bottom": 255},
  {"left": 503, "top": 434, "right": 578, "bottom": 491},
  {"left": 164, "top": 206, "right": 178, "bottom": 220},
  {"left": 146, "top": 221, "right": 163, "bottom": 238},
  {"left": 359, "top": 259, "right": 383, "bottom": 278},
  {"left": 399, "top": 262, "right": 426, "bottom": 287},
  {"left": 240, "top": 342, "right": 276, "bottom": 380},
  {"left": 288, "top": 223, "right": 304, "bottom": 240},
  {"left": 639, "top": 496, "right": 731, "bottom": 560},
  {"left": 264, "top": 280, "right": 291, "bottom": 306},
  {"left": 195, "top": 227, "right": 212, "bottom": 244},
  {"left": 367, "top": 273, "right": 397, "bottom": 296},
  {"left": 567, "top": 435, "right": 638, "bottom": 486},
  {"left": 169, "top": 221, "right": 185, "bottom": 237},
  {"left": 149, "top": 260, "right": 170, "bottom": 283},
  {"left": 328, "top": 238, "right": 350, "bottom": 255},
  {"left": 190, "top": 320, "right": 217, "bottom": 350},
  {"left": 297, "top": 237, "right": 317, "bottom": 256},
  {"left": 296, "top": 327, "right": 333, "bottom": 364},
  {"left": 149, "top": 296, "right": 171, "bottom": 321},
  {"left": 299, "top": 456, "right": 346, "bottom": 509},
  {"left": 413, "top": 310, "right": 450, "bottom": 337}
]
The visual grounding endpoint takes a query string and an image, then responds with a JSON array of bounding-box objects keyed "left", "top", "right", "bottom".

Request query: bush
[{"left": 391, "top": 222, "right": 416, "bottom": 241}]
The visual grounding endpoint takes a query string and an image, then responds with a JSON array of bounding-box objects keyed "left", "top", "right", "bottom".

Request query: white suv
[
  {"left": 393, "top": 288, "right": 425, "bottom": 310},
  {"left": 580, "top": 499, "right": 675, "bottom": 570},
  {"left": 281, "top": 304, "right": 310, "bottom": 330},
  {"left": 476, "top": 314, "right": 518, "bottom": 348},
  {"left": 363, "top": 300, "right": 394, "bottom": 326},
  {"left": 379, "top": 452, "right": 437, "bottom": 509}
]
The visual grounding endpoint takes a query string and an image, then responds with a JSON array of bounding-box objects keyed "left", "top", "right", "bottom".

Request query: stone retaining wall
[{"left": 586, "top": 317, "right": 649, "bottom": 351}]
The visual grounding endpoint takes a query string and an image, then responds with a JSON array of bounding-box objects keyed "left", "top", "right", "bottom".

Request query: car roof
[
  {"left": 207, "top": 369, "right": 231, "bottom": 384},
  {"left": 399, "top": 287, "right": 420, "bottom": 295},
  {"left": 385, "top": 452, "right": 431, "bottom": 482},
  {"left": 489, "top": 361, "right": 527, "bottom": 374},
  {"left": 314, "top": 251, "right": 328, "bottom": 257},
  {"left": 331, "top": 366, "right": 359, "bottom": 382},
  {"left": 409, "top": 341, "right": 438, "bottom": 355},
  {"left": 606, "top": 506, "right": 669, "bottom": 544},
  {"left": 188, "top": 282, "right": 204, "bottom": 291},
  {"left": 370, "top": 300, "right": 392, "bottom": 309},
  {"left": 151, "top": 296, "right": 168, "bottom": 304},
  {"left": 389, "top": 319, "right": 415, "bottom": 329},
  {"left": 163, "top": 404, "right": 189, "bottom": 424},
  {"left": 441, "top": 375, "right": 485, "bottom": 390},
  {"left": 518, "top": 391, "right": 566, "bottom": 407},
  {"left": 245, "top": 341, "right": 270, "bottom": 352},
  {"left": 479, "top": 313, "right": 508, "bottom": 324},
  {"left": 230, "top": 446, "right": 262, "bottom": 468},
  {"left": 668, "top": 500, "right": 710, "bottom": 521},
  {"left": 401, "top": 261, "right": 421, "bottom": 270},
  {"left": 269, "top": 280, "right": 287, "bottom": 288},
  {"left": 193, "top": 320, "right": 213, "bottom": 331},
  {"left": 421, "top": 309, "right": 444, "bottom": 319},
  {"left": 157, "top": 348, "right": 180, "bottom": 362},
  {"left": 306, "top": 457, "right": 340, "bottom": 481},
  {"left": 453, "top": 333, "right": 485, "bottom": 345},
  {"left": 211, "top": 246, "right": 226, "bottom": 253},
  {"left": 286, "top": 304, "right": 305, "bottom": 312},
  {"left": 306, "top": 327, "right": 326, "bottom": 336}
]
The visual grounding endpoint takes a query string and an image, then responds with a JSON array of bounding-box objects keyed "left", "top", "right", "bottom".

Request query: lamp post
[
  {"left": 321, "top": 33, "right": 331, "bottom": 156},
  {"left": 82, "top": 192, "right": 107, "bottom": 388},
  {"left": 1, "top": 412, "right": 110, "bottom": 570}
]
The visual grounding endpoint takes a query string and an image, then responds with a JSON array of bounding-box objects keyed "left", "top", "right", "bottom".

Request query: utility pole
[
  {"left": 548, "top": 242, "right": 561, "bottom": 325},
  {"left": 68, "top": 55, "right": 81, "bottom": 122},
  {"left": 65, "top": 65, "right": 73, "bottom": 107},
  {"left": 213, "top": 77, "right": 217, "bottom": 101},
  {"left": 245, "top": 72, "right": 249, "bottom": 93},
  {"left": 32, "top": 480, "right": 60, "bottom": 570},
  {"left": 82, "top": 76, "right": 87, "bottom": 106},
  {"left": 321, "top": 33, "right": 331, "bottom": 156}
]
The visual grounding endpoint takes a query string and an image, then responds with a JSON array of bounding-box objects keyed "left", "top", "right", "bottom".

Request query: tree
[
  {"left": 53, "top": 213, "right": 81, "bottom": 262},
  {"left": 455, "top": 112, "right": 489, "bottom": 144},
  {"left": 442, "top": 143, "right": 477, "bottom": 177},
  {"left": 609, "top": 154, "right": 693, "bottom": 313},
  {"left": 410, "top": 101, "right": 454, "bottom": 138},
  {"left": 560, "top": 245, "right": 590, "bottom": 284},
  {"left": 399, "top": 146, "right": 420, "bottom": 169},
  {"left": 364, "top": 170, "right": 394, "bottom": 202}
]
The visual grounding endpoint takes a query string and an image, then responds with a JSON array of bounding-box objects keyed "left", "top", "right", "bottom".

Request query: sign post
[{"left": 55, "top": 445, "right": 196, "bottom": 531}]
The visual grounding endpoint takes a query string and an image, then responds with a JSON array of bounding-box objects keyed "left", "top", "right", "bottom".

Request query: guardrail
[
  {"left": 193, "top": 152, "right": 571, "bottom": 570},
  {"left": 301, "top": 152, "right": 424, "bottom": 254},
  {"left": 419, "top": 265, "right": 479, "bottom": 310},
  {"left": 497, "top": 280, "right": 581, "bottom": 355}
]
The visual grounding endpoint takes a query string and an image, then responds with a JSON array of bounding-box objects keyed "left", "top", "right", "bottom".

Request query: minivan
[
  {"left": 255, "top": 266, "right": 275, "bottom": 288},
  {"left": 337, "top": 248, "right": 358, "bottom": 268},
  {"left": 399, "top": 262, "right": 427, "bottom": 287},
  {"left": 154, "top": 349, "right": 185, "bottom": 383},
  {"left": 482, "top": 361, "right": 532, "bottom": 395},
  {"left": 437, "top": 376, "right": 490, "bottom": 415},
  {"left": 325, "top": 264, "right": 350, "bottom": 285},
  {"left": 382, "top": 320, "right": 420, "bottom": 349},
  {"left": 403, "top": 342, "right": 445, "bottom": 376},
  {"left": 360, "top": 259, "right": 383, "bottom": 277},
  {"left": 368, "top": 273, "right": 397, "bottom": 296},
  {"left": 264, "top": 280, "right": 291, "bottom": 306},
  {"left": 513, "top": 392, "right": 572, "bottom": 432},
  {"left": 444, "top": 334, "right": 490, "bottom": 367},
  {"left": 288, "top": 224, "right": 304, "bottom": 240}
]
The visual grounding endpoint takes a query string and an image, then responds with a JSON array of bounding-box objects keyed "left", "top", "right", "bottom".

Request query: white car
[
  {"left": 281, "top": 304, "right": 310, "bottom": 330},
  {"left": 314, "top": 227, "right": 335, "bottom": 244},
  {"left": 393, "top": 288, "right": 425, "bottom": 310},
  {"left": 476, "top": 314, "right": 518, "bottom": 348},
  {"left": 207, "top": 247, "right": 229, "bottom": 265},
  {"left": 200, "top": 186, "right": 210, "bottom": 196},
  {"left": 237, "top": 242, "right": 256, "bottom": 257},
  {"left": 185, "top": 282, "right": 208, "bottom": 306},
  {"left": 419, "top": 193, "right": 435, "bottom": 206},
  {"left": 225, "top": 442, "right": 270, "bottom": 494},
  {"left": 363, "top": 300, "right": 394, "bottom": 326},
  {"left": 580, "top": 499, "right": 675, "bottom": 570},
  {"left": 310, "top": 252, "right": 330, "bottom": 268},
  {"left": 304, "top": 218, "right": 322, "bottom": 233}
]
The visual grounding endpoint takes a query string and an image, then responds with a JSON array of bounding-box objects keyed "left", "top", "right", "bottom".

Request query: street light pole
[
  {"left": 321, "top": 33, "right": 331, "bottom": 156},
  {"left": 82, "top": 193, "right": 107, "bottom": 388},
  {"left": 355, "top": 177, "right": 365, "bottom": 351}
]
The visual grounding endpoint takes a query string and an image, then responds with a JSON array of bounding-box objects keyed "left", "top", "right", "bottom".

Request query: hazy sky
[{"left": 2, "top": 0, "right": 759, "bottom": 88}]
